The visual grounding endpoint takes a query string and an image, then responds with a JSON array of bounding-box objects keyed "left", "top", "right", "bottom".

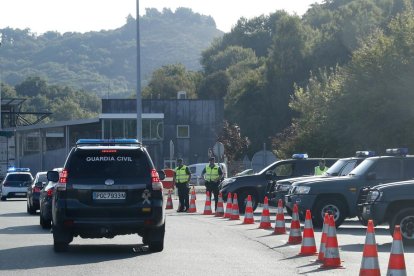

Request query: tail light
[
  {"left": 57, "top": 170, "right": 68, "bottom": 191},
  {"left": 33, "top": 187, "right": 41, "bottom": 193},
  {"left": 47, "top": 189, "right": 53, "bottom": 197},
  {"left": 151, "top": 169, "right": 163, "bottom": 191}
]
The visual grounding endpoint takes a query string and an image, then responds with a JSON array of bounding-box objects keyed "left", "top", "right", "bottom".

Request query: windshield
[
  {"left": 348, "top": 159, "right": 375, "bottom": 176},
  {"left": 6, "top": 174, "right": 32, "bottom": 182},
  {"left": 325, "top": 160, "right": 348, "bottom": 176},
  {"left": 258, "top": 161, "right": 279, "bottom": 175}
]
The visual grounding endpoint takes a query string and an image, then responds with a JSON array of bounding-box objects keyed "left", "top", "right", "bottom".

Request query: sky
[{"left": 0, "top": 0, "right": 324, "bottom": 35}]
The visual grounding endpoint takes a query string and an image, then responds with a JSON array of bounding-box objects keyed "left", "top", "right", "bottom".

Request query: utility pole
[{"left": 136, "top": 0, "right": 142, "bottom": 141}]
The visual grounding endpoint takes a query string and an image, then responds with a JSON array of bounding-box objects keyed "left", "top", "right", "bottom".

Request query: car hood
[
  {"left": 292, "top": 176, "right": 353, "bottom": 187},
  {"left": 375, "top": 180, "right": 414, "bottom": 191},
  {"left": 277, "top": 175, "right": 320, "bottom": 185}
]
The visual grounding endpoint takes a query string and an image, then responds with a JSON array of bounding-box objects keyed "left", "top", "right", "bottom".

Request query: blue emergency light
[
  {"left": 76, "top": 139, "right": 140, "bottom": 145},
  {"left": 292, "top": 153, "right": 309, "bottom": 159},
  {"left": 7, "top": 167, "right": 30, "bottom": 172},
  {"left": 385, "top": 148, "right": 409, "bottom": 156},
  {"left": 355, "top": 151, "right": 376, "bottom": 157}
]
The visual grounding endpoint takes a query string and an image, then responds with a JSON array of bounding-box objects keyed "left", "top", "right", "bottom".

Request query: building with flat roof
[{"left": 1, "top": 98, "right": 224, "bottom": 176}]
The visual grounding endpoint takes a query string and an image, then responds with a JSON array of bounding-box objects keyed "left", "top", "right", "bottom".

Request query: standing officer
[
  {"left": 174, "top": 158, "right": 191, "bottom": 212},
  {"left": 314, "top": 159, "right": 329, "bottom": 175},
  {"left": 202, "top": 157, "right": 223, "bottom": 211}
]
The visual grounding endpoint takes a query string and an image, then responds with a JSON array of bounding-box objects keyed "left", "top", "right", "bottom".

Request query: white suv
[{"left": 1, "top": 168, "right": 33, "bottom": 201}]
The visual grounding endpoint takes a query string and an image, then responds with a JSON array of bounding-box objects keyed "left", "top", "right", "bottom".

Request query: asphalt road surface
[{"left": 1, "top": 197, "right": 413, "bottom": 275}]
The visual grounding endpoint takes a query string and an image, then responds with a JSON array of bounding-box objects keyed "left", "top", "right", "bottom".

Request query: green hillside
[{"left": 0, "top": 8, "right": 223, "bottom": 98}]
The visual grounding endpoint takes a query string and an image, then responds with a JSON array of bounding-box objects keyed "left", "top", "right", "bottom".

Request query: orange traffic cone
[
  {"left": 259, "top": 196, "right": 272, "bottom": 229},
  {"left": 215, "top": 192, "right": 225, "bottom": 217},
  {"left": 224, "top": 192, "right": 233, "bottom": 218},
  {"left": 299, "top": 209, "right": 317, "bottom": 255},
  {"left": 317, "top": 213, "right": 330, "bottom": 262},
  {"left": 359, "top": 220, "right": 380, "bottom": 276},
  {"left": 386, "top": 225, "right": 406, "bottom": 276},
  {"left": 273, "top": 199, "right": 286, "bottom": 234},
  {"left": 203, "top": 191, "right": 213, "bottom": 215},
  {"left": 321, "top": 215, "right": 343, "bottom": 268},
  {"left": 191, "top": 187, "right": 197, "bottom": 200},
  {"left": 230, "top": 193, "right": 240, "bottom": 220},
  {"left": 288, "top": 204, "right": 302, "bottom": 244},
  {"left": 187, "top": 190, "right": 197, "bottom": 213},
  {"left": 243, "top": 195, "right": 255, "bottom": 224},
  {"left": 166, "top": 189, "right": 173, "bottom": 210}
]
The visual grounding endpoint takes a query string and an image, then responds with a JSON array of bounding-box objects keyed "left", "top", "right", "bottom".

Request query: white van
[{"left": 188, "top": 163, "right": 228, "bottom": 186}]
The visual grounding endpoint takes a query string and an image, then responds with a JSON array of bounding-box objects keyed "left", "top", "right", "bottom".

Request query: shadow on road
[
  {"left": 336, "top": 227, "right": 389, "bottom": 236},
  {"left": 340, "top": 242, "right": 414, "bottom": 253},
  {"left": 0, "top": 244, "right": 152, "bottom": 270},
  {"left": 0, "top": 212, "right": 34, "bottom": 217},
  {"left": 0, "top": 224, "right": 50, "bottom": 235}
]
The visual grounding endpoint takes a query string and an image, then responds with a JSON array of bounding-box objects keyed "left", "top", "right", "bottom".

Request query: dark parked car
[
  {"left": 48, "top": 139, "right": 166, "bottom": 252},
  {"left": 39, "top": 168, "right": 62, "bottom": 229},
  {"left": 27, "top": 172, "right": 48, "bottom": 214},
  {"left": 269, "top": 151, "right": 374, "bottom": 210},
  {"left": 219, "top": 154, "right": 338, "bottom": 212},
  {"left": 360, "top": 179, "right": 414, "bottom": 245},
  {"left": 285, "top": 148, "right": 414, "bottom": 228}
]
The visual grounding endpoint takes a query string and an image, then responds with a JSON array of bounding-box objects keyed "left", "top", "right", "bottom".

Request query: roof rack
[{"left": 76, "top": 139, "right": 141, "bottom": 146}]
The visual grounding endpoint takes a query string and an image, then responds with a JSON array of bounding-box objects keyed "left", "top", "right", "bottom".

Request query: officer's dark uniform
[
  {"left": 174, "top": 159, "right": 191, "bottom": 212},
  {"left": 202, "top": 157, "right": 223, "bottom": 211}
]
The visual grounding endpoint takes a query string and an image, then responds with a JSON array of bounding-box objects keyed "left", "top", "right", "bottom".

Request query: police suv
[
  {"left": 1, "top": 168, "right": 33, "bottom": 201},
  {"left": 219, "top": 154, "right": 337, "bottom": 212},
  {"left": 270, "top": 151, "right": 373, "bottom": 213},
  {"left": 47, "top": 139, "right": 166, "bottom": 252},
  {"left": 285, "top": 148, "right": 414, "bottom": 228}
]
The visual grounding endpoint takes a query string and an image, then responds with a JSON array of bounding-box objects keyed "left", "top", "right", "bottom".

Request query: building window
[
  {"left": 177, "top": 125, "right": 190, "bottom": 138},
  {"left": 143, "top": 119, "right": 164, "bottom": 140}
]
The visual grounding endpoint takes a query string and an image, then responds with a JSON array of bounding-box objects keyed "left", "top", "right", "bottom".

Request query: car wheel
[
  {"left": 313, "top": 198, "right": 347, "bottom": 228},
  {"left": 237, "top": 190, "right": 258, "bottom": 214},
  {"left": 148, "top": 223, "right": 165, "bottom": 252},
  {"left": 390, "top": 208, "right": 414, "bottom": 245},
  {"left": 52, "top": 226, "right": 72, "bottom": 252},
  {"left": 27, "top": 201, "right": 36, "bottom": 215},
  {"left": 1, "top": 196, "right": 6, "bottom": 201},
  {"left": 40, "top": 213, "right": 52, "bottom": 229}
]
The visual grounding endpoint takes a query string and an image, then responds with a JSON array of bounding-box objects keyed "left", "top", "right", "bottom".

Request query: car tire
[
  {"left": 148, "top": 223, "right": 165, "bottom": 252},
  {"left": 1, "top": 196, "right": 6, "bottom": 201},
  {"left": 52, "top": 226, "right": 72, "bottom": 252},
  {"left": 313, "top": 198, "right": 347, "bottom": 228},
  {"left": 237, "top": 190, "right": 258, "bottom": 214},
  {"left": 40, "top": 214, "right": 52, "bottom": 229},
  {"left": 390, "top": 208, "right": 414, "bottom": 245},
  {"left": 27, "top": 201, "right": 36, "bottom": 215}
]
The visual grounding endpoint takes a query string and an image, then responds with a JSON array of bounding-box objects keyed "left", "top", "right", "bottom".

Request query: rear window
[
  {"left": 67, "top": 148, "right": 151, "bottom": 179},
  {"left": 6, "top": 174, "right": 32, "bottom": 182},
  {"left": 37, "top": 174, "right": 48, "bottom": 183}
]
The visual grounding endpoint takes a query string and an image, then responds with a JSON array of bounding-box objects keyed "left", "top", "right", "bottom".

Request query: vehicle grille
[{"left": 356, "top": 186, "right": 371, "bottom": 214}]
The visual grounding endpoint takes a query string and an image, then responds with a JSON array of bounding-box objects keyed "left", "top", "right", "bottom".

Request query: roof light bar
[
  {"left": 385, "top": 148, "right": 408, "bottom": 156},
  {"left": 292, "top": 153, "right": 309, "bottom": 159},
  {"left": 355, "top": 151, "right": 376, "bottom": 157},
  {"left": 7, "top": 167, "right": 30, "bottom": 172},
  {"left": 76, "top": 139, "right": 140, "bottom": 146}
]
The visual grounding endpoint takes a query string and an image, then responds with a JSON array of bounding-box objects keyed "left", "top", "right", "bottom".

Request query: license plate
[
  {"left": 93, "top": 192, "right": 126, "bottom": 200},
  {"left": 15, "top": 193, "right": 26, "bottom": 196}
]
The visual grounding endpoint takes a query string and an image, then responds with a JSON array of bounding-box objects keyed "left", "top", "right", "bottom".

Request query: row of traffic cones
[{"left": 167, "top": 190, "right": 407, "bottom": 274}]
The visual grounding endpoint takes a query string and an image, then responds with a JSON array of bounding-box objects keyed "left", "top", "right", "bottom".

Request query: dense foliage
[{"left": 0, "top": 8, "right": 222, "bottom": 98}]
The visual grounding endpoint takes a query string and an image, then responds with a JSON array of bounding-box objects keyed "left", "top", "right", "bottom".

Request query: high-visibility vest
[
  {"left": 175, "top": 165, "right": 189, "bottom": 183},
  {"left": 204, "top": 164, "right": 220, "bottom": 182},
  {"left": 314, "top": 166, "right": 329, "bottom": 176}
]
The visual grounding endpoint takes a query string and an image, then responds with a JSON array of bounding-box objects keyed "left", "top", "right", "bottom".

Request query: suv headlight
[
  {"left": 295, "top": 186, "right": 311, "bottom": 194},
  {"left": 368, "top": 190, "right": 382, "bottom": 202},
  {"left": 279, "top": 184, "right": 291, "bottom": 192},
  {"left": 221, "top": 178, "right": 236, "bottom": 188}
]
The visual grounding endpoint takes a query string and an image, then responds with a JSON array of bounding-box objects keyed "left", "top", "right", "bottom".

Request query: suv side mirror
[
  {"left": 265, "top": 170, "right": 275, "bottom": 180},
  {"left": 47, "top": 171, "right": 59, "bottom": 183},
  {"left": 158, "top": 170, "right": 166, "bottom": 181},
  {"left": 366, "top": 172, "right": 376, "bottom": 180}
]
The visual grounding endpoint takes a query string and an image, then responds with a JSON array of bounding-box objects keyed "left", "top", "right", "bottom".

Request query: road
[{"left": 1, "top": 197, "right": 413, "bottom": 275}]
